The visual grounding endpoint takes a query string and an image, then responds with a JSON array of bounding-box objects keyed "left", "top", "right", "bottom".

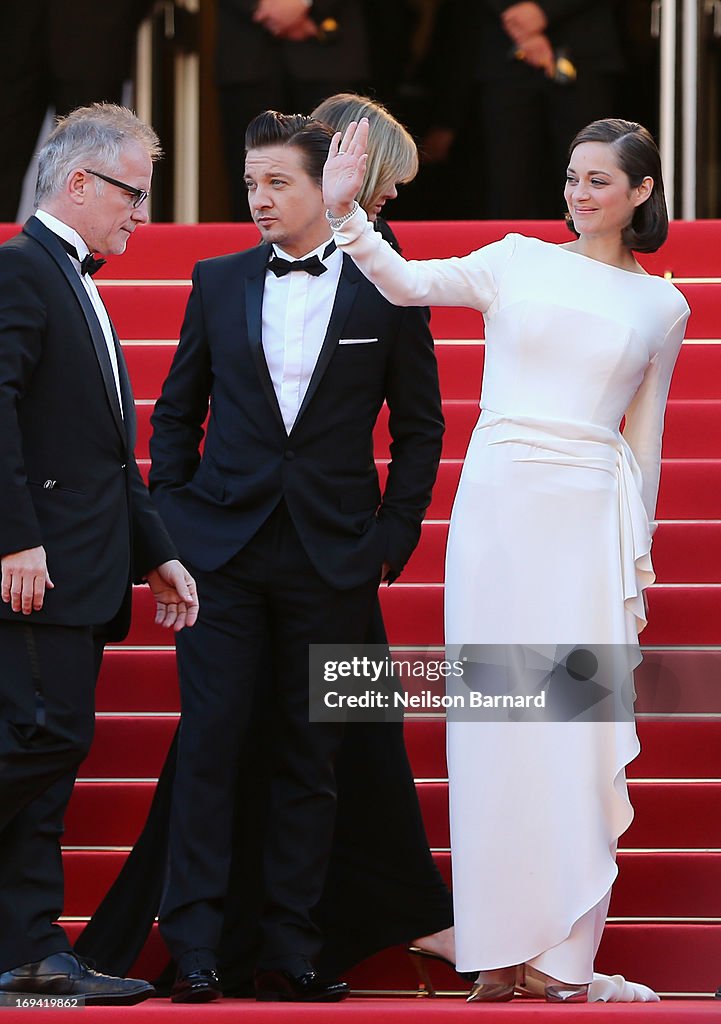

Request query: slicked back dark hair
[
  {"left": 245, "top": 111, "right": 333, "bottom": 186},
  {"left": 566, "top": 118, "right": 668, "bottom": 253}
]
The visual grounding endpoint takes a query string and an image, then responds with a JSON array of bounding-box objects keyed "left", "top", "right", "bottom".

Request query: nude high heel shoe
[
  {"left": 407, "top": 947, "right": 476, "bottom": 997},
  {"left": 518, "top": 964, "right": 588, "bottom": 1003},
  {"left": 466, "top": 967, "right": 516, "bottom": 1002}
]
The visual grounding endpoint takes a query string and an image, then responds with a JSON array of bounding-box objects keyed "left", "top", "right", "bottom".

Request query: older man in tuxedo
[
  {"left": 0, "top": 103, "right": 198, "bottom": 1005},
  {"left": 150, "top": 111, "right": 443, "bottom": 1002}
]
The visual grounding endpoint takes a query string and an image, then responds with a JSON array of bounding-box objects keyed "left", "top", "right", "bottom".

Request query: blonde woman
[{"left": 313, "top": 93, "right": 418, "bottom": 227}]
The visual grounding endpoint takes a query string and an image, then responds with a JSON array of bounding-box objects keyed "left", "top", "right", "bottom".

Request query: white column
[
  {"left": 658, "top": 0, "right": 677, "bottom": 218},
  {"left": 681, "top": 0, "right": 698, "bottom": 219},
  {"left": 173, "top": 0, "right": 200, "bottom": 224}
]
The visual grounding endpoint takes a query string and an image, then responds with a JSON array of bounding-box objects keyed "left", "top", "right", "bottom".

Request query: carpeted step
[
  {"left": 133, "top": 456, "right": 721, "bottom": 520},
  {"left": 375, "top": 399, "right": 721, "bottom": 460},
  {"left": 5, "top": 214, "right": 717, "bottom": 276},
  {"left": 93, "top": 647, "right": 721, "bottom": 720},
  {"left": 392, "top": 218, "right": 721, "bottom": 279},
  {"left": 97, "top": 277, "right": 720, "bottom": 343},
  {"left": 96, "top": 650, "right": 179, "bottom": 713},
  {"left": 56, "top": 919, "right": 721, "bottom": 998},
  {"left": 64, "top": 782, "right": 154, "bottom": 846},
  {"left": 63, "top": 780, "right": 721, "bottom": 850},
  {"left": 405, "top": 718, "right": 721, "bottom": 782},
  {"left": 80, "top": 715, "right": 177, "bottom": 776},
  {"left": 131, "top": 398, "right": 721, "bottom": 461},
  {"left": 400, "top": 521, "right": 721, "bottom": 583},
  {"left": 121, "top": 340, "right": 721, "bottom": 402},
  {"left": 118, "top": 583, "right": 721, "bottom": 647},
  {"left": 59, "top": 847, "right": 721, "bottom": 921},
  {"left": 414, "top": 781, "right": 721, "bottom": 850},
  {"left": 94, "top": 648, "right": 721, "bottom": 719},
  {"left": 77, "top": 712, "right": 721, "bottom": 783},
  {"left": 346, "top": 925, "right": 721, "bottom": 997}
]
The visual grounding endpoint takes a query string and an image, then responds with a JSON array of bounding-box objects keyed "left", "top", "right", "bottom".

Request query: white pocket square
[{"left": 338, "top": 337, "right": 378, "bottom": 345}]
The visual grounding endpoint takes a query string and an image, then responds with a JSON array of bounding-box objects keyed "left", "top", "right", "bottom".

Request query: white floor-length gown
[{"left": 333, "top": 213, "right": 689, "bottom": 995}]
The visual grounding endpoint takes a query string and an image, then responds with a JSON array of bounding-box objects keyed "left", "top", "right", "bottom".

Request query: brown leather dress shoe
[
  {"left": 0, "top": 952, "right": 154, "bottom": 1006},
  {"left": 255, "top": 967, "right": 349, "bottom": 1002}
]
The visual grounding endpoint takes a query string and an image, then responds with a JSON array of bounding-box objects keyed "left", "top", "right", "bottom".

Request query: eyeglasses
[{"left": 84, "top": 168, "right": 150, "bottom": 208}]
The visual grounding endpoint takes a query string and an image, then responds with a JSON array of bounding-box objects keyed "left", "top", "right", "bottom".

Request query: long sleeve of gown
[
  {"left": 622, "top": 307, "right": 690, "bottom": 530},
  {"left": 333, "top": 205, "right": 515, "bottom": 312}
]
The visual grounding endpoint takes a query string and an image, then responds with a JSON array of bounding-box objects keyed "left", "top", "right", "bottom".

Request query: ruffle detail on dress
[
  {"left": 478, "top": 411, "right": 655, "bottom": 637},
  {"left": 616, "top": 434, "right": 655, "bottom": 635}
]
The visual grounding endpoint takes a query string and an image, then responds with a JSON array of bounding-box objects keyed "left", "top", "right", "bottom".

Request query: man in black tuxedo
[
  {"left": 150, "top": 111, "right": 443, "bottom": 1002},
  {"left": 0, "top": 103, "right": 198, "bottom": 1005}
]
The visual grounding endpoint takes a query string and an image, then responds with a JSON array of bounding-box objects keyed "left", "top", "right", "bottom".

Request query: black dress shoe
[
  {"left": 0, "top": 952, "right": 154, "bottom": 1006},
  {"left": 170, "top": 968, "right": 222, "bottom": 1003},
  {"left": 255, "top": 967, "right": 349, "bottom": 1002}
]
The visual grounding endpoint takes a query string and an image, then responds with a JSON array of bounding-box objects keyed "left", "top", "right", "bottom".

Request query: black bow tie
[
  {"left": 56, "top": 236, "right": 106, "bottom": 277},
  {"left": 80, "top": 252, "right": 107, "bottom": 277},
  {"left": 266, "top": 240, "right": 337, "bottom": 278}
]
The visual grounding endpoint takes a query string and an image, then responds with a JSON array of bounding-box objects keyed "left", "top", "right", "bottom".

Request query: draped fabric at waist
[{"left": 472, "top": 409, "right": 654, "bottom": 634}]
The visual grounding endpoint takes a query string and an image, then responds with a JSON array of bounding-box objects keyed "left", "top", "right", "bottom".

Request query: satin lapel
[
  {"left": 244, "top": 248, "right": 286, "bottom": 431},
  {"left": 23, "top": 217, "right": 127, "bottom": 446},
  {"left": 292, "top": 255, "right": 360, "bottom": 430},
  {"left": 111, "top": 324, "right": 135, "bottom": 452}
]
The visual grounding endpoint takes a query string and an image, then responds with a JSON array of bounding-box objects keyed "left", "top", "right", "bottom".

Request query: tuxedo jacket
[
  {"left": 149, "top": 243, "right": 444, "bottom": 590},
  {"left": 215, "top": 0, "right": 369, "bottom": 86},
  {"left": 0, "top": 217, "right": 175, "bottom": 636}
]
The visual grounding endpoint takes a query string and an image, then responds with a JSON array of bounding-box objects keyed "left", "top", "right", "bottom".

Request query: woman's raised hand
[{"left": 323, "top": 117, "right": 369, "bottom": 218}]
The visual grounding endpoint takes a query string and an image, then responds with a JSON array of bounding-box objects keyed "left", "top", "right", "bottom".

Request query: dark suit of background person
[
  {"left": 453, "top": 0, "right": 623, "bottom": 218},
  {"left": 216, "top": 0, "right": 369, "bottom": 219},
  {"left": 0, "top": 211, "right": 180, "bottom": 997},
  {"left": 148, "top": 119, "right": 443, "bottom": 999},
  {"left": 0, "top": 0, "right": 154, "bottom": 221}
]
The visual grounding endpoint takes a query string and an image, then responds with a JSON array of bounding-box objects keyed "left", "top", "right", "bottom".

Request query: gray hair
[{"left": 35, "top": 103, "right": 162, "bottom": 205}]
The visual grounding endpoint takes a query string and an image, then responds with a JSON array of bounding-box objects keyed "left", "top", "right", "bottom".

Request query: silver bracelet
[{"left": 326, "top": 202, "right": 359, "bottom": 230}]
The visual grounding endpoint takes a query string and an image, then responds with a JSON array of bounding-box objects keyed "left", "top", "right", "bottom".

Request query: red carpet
[
  {"left": 1, "top": 218, "right": 719, "bottom": 1002},
  {"left": 0, "top": 998, "right": 718, "bottom": 1023}
]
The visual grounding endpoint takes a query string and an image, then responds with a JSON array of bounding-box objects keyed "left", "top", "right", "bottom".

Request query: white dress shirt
[
  {"left": 262, "top": 238, "right": 342, "bottom": 434},
  {"left": 35, "top": 209, "right": 124, "bottom": 417}
]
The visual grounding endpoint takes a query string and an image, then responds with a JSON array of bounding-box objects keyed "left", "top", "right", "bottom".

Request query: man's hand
[
  {"left": 323, "top": 117, "right": 369, "bottom": 218},
  {"left": 278, "top": 15, "right": 318, "bottom": 40},
  {"left": 502, "top": 2, "right": 548, "bottom": 45},
  {"left": 1, "top": 546, "right": 54, "bottom": 615},
  {"left": 145, "top": 560, "right": 199, "bottom": 632},
  {"left": 514, "top": 32, "right": 555, "bottom": 75},
  {"left": 253, "top": 0, "right": 312, "bottom": 36}
]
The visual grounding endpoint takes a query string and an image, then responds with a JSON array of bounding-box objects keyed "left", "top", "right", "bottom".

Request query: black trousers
[
  {"left": 159, "top": 504, "right": 380, "bottom": 972},
  {"left": 0, "top": 620, "right": 105, "bottom": 972},
  {"left": 477, "top": 68, "right": 618, "bottom": 219},
  {"left": 75, "top": 598, "right": 453, "bottom": 989}
]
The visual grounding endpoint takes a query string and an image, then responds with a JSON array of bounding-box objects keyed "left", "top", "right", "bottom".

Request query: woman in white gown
[{"left": 322, "top": 118, "right": 690, "bottom": 1003}]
